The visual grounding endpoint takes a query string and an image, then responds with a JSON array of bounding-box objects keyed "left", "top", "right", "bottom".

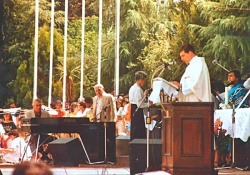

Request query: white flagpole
[
  {"left": 115, "top": 0, "right": 120, "bottom": 96},
  {"left": 48, "top": 0, "right": 55, "bottom": 107},
  {"left": 97, "top": 0, "right": 103, "bottom": 84},
  {"left": 63, "top": 0, "right": 69, "bottom": 109},
  {"left": 33, "top": 0, "right": 39, "bottom": 100},
  {"left": 79, "top": 0, "right": 86, "bottom": 101}
]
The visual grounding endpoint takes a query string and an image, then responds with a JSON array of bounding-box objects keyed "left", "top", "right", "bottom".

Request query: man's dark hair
[
  {"left": 179, "top": 43, "right": 195, "bottom": 54},
  {"left": 215, "top": 81, "right": 225, "bottom": 93},
  {"left": 229, "top": 69, "right": 242, "bottom": 82},
  {"left": 135, "top": 71, "right": 147, "bottom": 81},
  {"left": 85, "top": 97, "right": 93, "bottom": 104},
  {"left": 8, "top": 129, "right": 19, "bottom": 137}
]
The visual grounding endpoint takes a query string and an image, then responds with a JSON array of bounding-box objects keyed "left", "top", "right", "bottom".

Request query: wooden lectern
[{"left": 161, "top": 102, "right": 217, "bottom": 175}]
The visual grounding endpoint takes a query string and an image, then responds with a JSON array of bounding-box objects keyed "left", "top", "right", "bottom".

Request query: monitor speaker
[
  {"left": 48, "top": 138, "right": 86, "bottom": 166},
  {"left": 129, "top": 139, "right": 162, "bottom": 174}
]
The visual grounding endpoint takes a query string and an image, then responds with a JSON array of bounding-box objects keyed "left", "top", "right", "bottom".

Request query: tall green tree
[
  {"left": 2, "top": 0, "right": 64, "bottom": 107},
  {"left": 99, "top": 0, "right": 207, "bottom": 94},
  {"left": 190, "top": 0, "right": 250, "bottom": 80},
  {"left": 12, "top": 25, "right": 64, "bottom": 108}
]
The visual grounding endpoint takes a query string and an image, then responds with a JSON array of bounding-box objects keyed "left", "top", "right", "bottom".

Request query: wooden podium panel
[{"left": 161, "top": 102, "right": 215, "bottom": 175}]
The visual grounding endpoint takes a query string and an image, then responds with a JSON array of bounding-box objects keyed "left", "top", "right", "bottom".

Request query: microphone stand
[
  {"left": 90, "top": 97, "right": 119, "bottom": 166},
  {"left": 229, "top": 104, "right": 244, "bottom": 170},
  {"left": 145, "top": 93, "right": 151, "bottom": 172},
  {"left": 131, "top": 91, "right": 152, "bottom": 172},
  {"left": 216, "top": 103, "right": 245, "bottom": 171}
]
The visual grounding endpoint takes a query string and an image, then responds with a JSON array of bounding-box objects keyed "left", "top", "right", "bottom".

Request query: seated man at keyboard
[{"left": 25, "top": 99, "right": 51, "bottom": 118}]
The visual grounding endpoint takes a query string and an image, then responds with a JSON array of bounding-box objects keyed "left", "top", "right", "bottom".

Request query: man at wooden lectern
[{"left": 172, "top": 43, "right": 212, "bottom": 102}]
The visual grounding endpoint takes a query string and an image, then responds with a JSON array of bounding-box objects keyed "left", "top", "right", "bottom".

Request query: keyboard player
[
  {"left": 25, "top": 99, "right": 51, "bottom": 118},
  {"left": 24, "top": 99, "right": 53, "bottom": 158}
]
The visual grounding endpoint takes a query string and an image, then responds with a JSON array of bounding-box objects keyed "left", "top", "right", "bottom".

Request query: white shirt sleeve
[{"left": 244, "top": 78, "right": 250, "bottom": 90}]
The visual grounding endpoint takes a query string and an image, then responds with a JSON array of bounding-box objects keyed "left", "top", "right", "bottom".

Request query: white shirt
[
  {"left": 179, "top": 56, "right": 212, "bottom": 102},
  {"left": 95, "top": 97, "right": 103, "bottom": 120},
  {"left": 3, "top": 137, "right": 32, "bottom": 163},
  {"left": 129, "top": 83, "right": 147, "bottom": 108},
  {"left": 76, "top": 108, "right": 91, "bottom": 117},
  {"left": 244, "top": 78, "right": 250, "bottom": 90},
  {"left": 0, "top": 124, "right": 5, "bottom": 134}
]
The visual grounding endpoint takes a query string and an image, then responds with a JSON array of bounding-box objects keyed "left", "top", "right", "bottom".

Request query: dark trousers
[{"left": 130, "top": 104, "right": 146, "bottom": 141}]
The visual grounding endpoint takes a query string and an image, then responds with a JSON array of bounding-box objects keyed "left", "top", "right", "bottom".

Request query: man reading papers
[{"left": 172, "top": 43, "right": 212, "bottom": 102}]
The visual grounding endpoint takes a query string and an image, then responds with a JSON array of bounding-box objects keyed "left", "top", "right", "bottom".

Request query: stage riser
[{"left": 116, "top": 135, "right": 130, "bottom": 156}]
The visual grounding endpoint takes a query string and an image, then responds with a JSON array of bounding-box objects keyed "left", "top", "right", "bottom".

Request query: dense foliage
[{"left": 0, "top": 0, "right": 250, "bottom": 108}]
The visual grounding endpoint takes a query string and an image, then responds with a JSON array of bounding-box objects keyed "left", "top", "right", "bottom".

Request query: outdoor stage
[{"left": 0, "top": 164, "right": 250, "bottom": 175}]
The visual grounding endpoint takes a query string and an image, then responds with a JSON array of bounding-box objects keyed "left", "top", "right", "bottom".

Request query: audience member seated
[
  {"left": 67, "top": 102, "right": 79, "bottom": 117},
  {"left": 0, "top": 111, "right": 17, "bottom": 148},
  {"left": 76, "top": 101, "right": 90, "bottom": 117},
  {"left": 51, "top": 100, "right": 66, "bottom": 118},
  {"left": 116, "top": 99, "right": 126, "bottom": 136},
  {"left": 9, "top": 102, "right": 20, "bottom": 126},
  {"left": 211, "top": 80, "right": 225, "bottom": 110},
  {"left": 84, "top": 97, "right": 94, "bottom": 121},
  {"left": 123, "top": 97, "right": 131, "bottom": 136},
  {"left": 1, "top": 129, "right": 32, "bottom": 163},
  {"left": 65, "top": 101, "right": 71, "bottom": 112},
  {"left": 11, "top": 161, "right": 53, "bottom": 175},
  {"left": 85, "top": 97, "right": 93, "bottom": 109}
]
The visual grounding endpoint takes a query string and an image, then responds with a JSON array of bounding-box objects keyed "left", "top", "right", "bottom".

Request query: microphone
[
  {"left": 154, "top": 61, "right": 176, "bottom": 78},
  {"left": 163, "top": 61, "right": 175, "bottom": 69},
  {"left": 212, "top": 60, "right": 217, "bottom": 64},
  {"left": 211, "top": 59, "right": 230, "bottom": 72},
  {"left": 145, "top": 88, "right": 153, "bottom": 97}
]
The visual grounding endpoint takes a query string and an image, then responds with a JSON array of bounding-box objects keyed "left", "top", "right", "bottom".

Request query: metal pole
[
  {"left": 63, "top": 0, "right": 69, "bottom": 109},
  {"left": 79, "top": 0, "right": 86, "bottom": 101},
  {"left": 115, "top": 0, "right": 120, "bottom": 96},
  {"left": 97, "top": 0, "right": 103, "bottom": 84},
  {"left": 48, "top": 0, "right": 55, "bottom": 107},
  {"left": 33, "top": 0, "right": 39, "bottom": 100}
]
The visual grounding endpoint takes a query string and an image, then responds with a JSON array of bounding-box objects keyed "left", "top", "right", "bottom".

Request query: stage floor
[{"left": 0, "top": 166, "right": 250, "bottom": 175}]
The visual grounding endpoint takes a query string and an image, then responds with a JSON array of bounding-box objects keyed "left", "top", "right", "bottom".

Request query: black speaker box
[
  {"left": 48, "top": 138, "right": 86, "bottom": 166},
  {"left": 129, "top": 139, "right": 162, "bottom": 175},
  {"left": 78, "top": 122, "right": 116, "bottom": 163}
]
